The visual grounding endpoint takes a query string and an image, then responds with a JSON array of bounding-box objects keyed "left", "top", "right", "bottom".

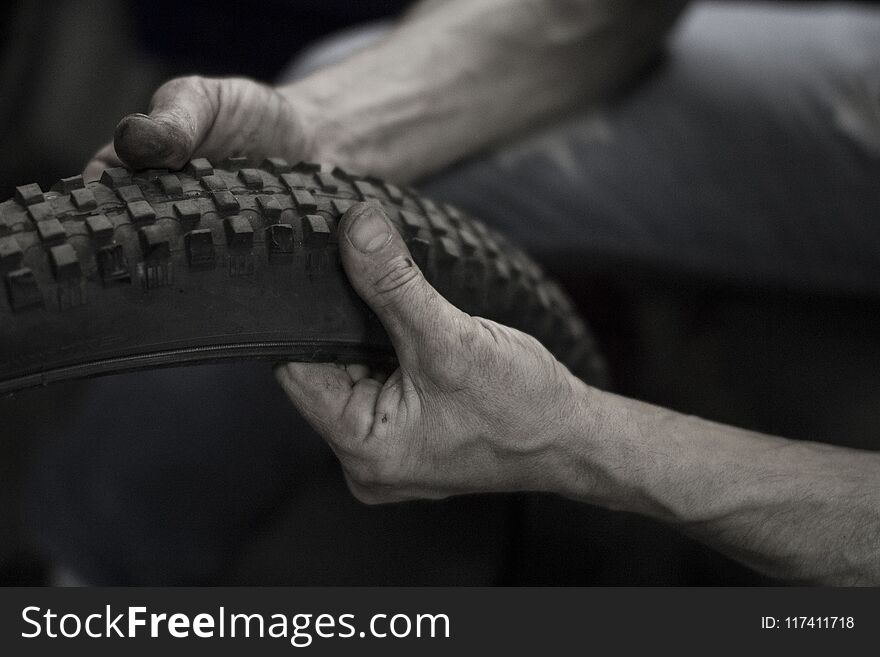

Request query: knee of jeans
[{"left": 833, "top": 71, "right": 880, "bottom": 158}]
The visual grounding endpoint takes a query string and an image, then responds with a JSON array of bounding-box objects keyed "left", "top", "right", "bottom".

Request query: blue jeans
[{"left": 18, "top": 2, "right": 880, "bottom": 585}]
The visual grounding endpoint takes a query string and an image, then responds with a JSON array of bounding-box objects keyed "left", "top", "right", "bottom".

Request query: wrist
[
  {"left": 278, "top": 81, "right": 334, "bottom": 166},
  {"left": 280, "top": 76, "right": 399, "bottom": 179},
  {"left": 539, "top": 377, "right": 617, "bottom": 503},
  {"left": 497, "top": 372, "right": 610, "bottom": 501},
  {"left": 540, "top": 379, "right": 660, "bottom": 516}
]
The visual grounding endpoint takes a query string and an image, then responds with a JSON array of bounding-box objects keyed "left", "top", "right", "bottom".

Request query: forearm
[
  {"left": 551, "top": 382, "right": 880, "bottom": 584},
  {"left": 285, "top": 0, "right": 688, "bottom": 183}
]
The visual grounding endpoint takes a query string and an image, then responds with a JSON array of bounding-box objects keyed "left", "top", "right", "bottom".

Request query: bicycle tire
[{"left": 0, "top": 158, "right": 607, "bottom": 394}]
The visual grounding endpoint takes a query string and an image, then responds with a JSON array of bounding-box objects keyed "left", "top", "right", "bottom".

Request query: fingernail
[
  {"left": 114, "top": 113, "right": 185, "bottom": 168},
  {"left": 346, "top": 203, "right": 392, "bottom": 253}
]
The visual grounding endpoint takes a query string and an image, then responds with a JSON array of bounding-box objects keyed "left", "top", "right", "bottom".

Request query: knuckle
[
  {"left": 193, "top": 76, "right": 222, "bottom": 111},
  {"left": 355, "top": 463, "right": 389, "bottom": 489},
  {"left": 153, "top": 75, "right": 218, "bottom": 113},
  {"left": 373, "top": 457, "right": 406, "bottom": 487},
  {"left": 344, "top": 470, "right": 398, "bottom": 506},
  {"left": 346, "top": 458, "right": 380, "bottom": 487},
  {"left": 422, "top": 315, "right": 498, "bottom": 386},
  {"left": 478, "top": 318, "right": 545, "bottom": 365},
  {"left": 347, "top": 450, "right": 405, "bottom": 490},
  {"left": 371, "top": 256, "right": 422, "bottom": 305},
  {"left": 153, "top": 75, "right": 194, "bottom": 102},
  {"left": 355, "top": 492, "right": 381, "bottom": 506},
  {"left": 344, "top": 478, "right": 382, "bottom": 505},
  {"left": 174, "top": 74, "right": 208, "bottom": 91}
]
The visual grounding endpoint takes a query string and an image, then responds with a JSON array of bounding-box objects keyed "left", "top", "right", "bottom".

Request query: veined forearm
[
  {"left": 284, "top": 0, "right": 688, "bottom": 183},
  {"left": 554, "top": 383, "right": 880, "bottom": 584}
]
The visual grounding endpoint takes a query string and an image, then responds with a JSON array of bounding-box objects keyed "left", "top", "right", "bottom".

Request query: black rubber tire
[{"left": 0, "top": 158, "right": 607, "bottom": 394}]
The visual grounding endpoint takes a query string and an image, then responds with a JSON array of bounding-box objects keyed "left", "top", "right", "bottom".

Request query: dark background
[{"left": 0, "top": 0, "right": 879, "bottom": 586}]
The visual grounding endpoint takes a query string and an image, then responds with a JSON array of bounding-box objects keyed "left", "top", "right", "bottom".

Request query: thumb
[
  {"left": 114, "top": 75, "right": 298, "bottom": 170},
  {"left": 113, "top": 75, "right": 216, "bottom": 170},
  {"left": 339, "top": 202, "right": 463, "bottom": 364}
]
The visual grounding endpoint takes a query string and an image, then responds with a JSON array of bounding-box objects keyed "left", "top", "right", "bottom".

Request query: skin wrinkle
[
  {"left": 223, "top": 81, "right": 267, "bottom": 156},
  {"left": 364, "top": 262, "right": 427, "bottom": 316},
  {"left": 345, "top": 380, "right": 379, "bottom": 447},
  {"left": 269, "top": 88, "right": 300, "bottom": 158},
  {"left": 188, "top": 76, "right": 219, "bottom": 148},
  {"left": 157, "top": 77, "right": 213, "bottom": 161},
  {"left": 371, "top": 256, "right": 420, "bottom": 297}
]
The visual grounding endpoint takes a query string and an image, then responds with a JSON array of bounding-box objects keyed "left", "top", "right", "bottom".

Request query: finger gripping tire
[{"left": 0, "top": 159, "right": 607, "bottom": 393}]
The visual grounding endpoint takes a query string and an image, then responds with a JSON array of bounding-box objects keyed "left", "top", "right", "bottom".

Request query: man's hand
[
  {"left": 83, "top": 76, "right": 313, "bottom": 180},
  {"left": 275, "top": 202, "right": 586, "bottom": 504},
  {"left": 276, "top": 210, "right": 880, "bottom": 585}
]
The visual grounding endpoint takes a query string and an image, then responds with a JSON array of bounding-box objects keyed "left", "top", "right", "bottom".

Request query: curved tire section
[{"left": 0, "top": 158, "right": 607, "bottom": 393}]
